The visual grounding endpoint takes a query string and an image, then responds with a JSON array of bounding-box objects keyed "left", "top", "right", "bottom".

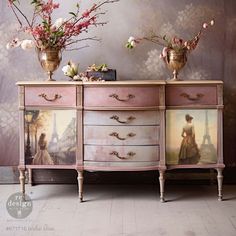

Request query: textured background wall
[{"left": 0, "top": 0, "right": 236, "bottom": 180}]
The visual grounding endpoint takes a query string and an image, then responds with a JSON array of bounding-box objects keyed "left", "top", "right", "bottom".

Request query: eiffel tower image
[
  {"left": 199, "top": 110, "right": 217, "bottom": 164},
  {"left": 48, "top": 113, "right": 59, "bottom": 153}
]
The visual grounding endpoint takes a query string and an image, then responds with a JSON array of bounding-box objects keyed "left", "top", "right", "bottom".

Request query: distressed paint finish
[
  {"left": 84, "top": 110, "right": 160, "bottom": 126},
  {"left": 25, "top": 86, "right": 77, "bottom": 107},
  {"left": 84, "top": 161, "right": 160, "bottom": 170},
  {"left": 84, "top": 86, "right": 159, "bottom": 107},
  {"left": 84, "top": 145, "right": 159, "bottom": 162},
  {"left": 16, "top": 80, "right": 224, "bottom": 201},
  {"left": 84, "top": 125, "right": 160, "bottom": 145}
]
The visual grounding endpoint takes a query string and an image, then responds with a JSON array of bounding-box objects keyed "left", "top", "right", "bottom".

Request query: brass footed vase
[
  {"left": 165, "top": 49, "right": 187, "bottom": 80},
  {"left": 37, "top": 47, "right": 62, "bottom": 81}
]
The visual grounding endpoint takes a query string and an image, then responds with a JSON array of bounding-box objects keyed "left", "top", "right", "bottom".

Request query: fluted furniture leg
[
  {"left": 159, "top": 170, "right": 165, "bottom": 203},
  {"left": 216, "top": 168, "right": 223, "bottom": 201},
  {"left": 28, "top": 168, "right": 33, "bottom": 186},
  {"left": 77, "top": 170, "right": 84, "bottom": 202},
  {"left": 19, "top": 169, "right": 26, "bottom": 201}
]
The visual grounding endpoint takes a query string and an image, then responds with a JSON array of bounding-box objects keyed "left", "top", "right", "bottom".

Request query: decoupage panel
[
  {"left": 24, "top": 110, "right": 76, "bottom": 165},
  {"left": 166, "top": 109, "right": 218, "bottom": 165}
]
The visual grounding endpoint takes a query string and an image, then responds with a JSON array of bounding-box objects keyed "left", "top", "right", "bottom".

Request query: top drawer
[
  {"left": 25, "top": 86, "right": 77, "bottom": 107},
  {"left": 84, "top": 86, "right": 160, "bottom": 108},
  {"left": 166, "top": 85, "right": 218, "bottom": 106}
]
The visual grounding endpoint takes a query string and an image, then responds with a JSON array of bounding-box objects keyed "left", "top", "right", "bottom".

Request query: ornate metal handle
[
  {"left": 109, "top": 93, "right": 135, "bottom": 102},
  {"left": 38, "top": 93, "right": 62, "bottom": 102},
  {"left": 110, "top": 115, "right": 136, "bottom": 124},
  {"left": 109, "top": 151, "right": 136, "bottom": 160},
  {"left": 109, "top": 132, "right": 136, "bottom": 140},
  {"left": 180, "top": 93, "right": 204, "bottom": 101}
]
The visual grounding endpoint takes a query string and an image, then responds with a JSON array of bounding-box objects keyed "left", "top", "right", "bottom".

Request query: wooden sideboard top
[{"left": 16, "top": 80, "right": 223, "bottom": 86}]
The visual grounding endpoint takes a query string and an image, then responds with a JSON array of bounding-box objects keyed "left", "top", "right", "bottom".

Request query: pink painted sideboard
[{"left": 17, "top": 80, "right": 224, "bottom": 202}]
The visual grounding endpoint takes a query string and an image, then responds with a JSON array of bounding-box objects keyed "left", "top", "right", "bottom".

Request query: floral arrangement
[
  {"left": 62, "top": 62, "right": 106, "bottom": 81},
  {"left": 6, "top": 0, "right": 119, "bottom": 51},
  {"left": 87, "top": 63, "right": 108, "bottom": 72},
  {"left": 62, "top": 61, "right": 80, "bottom": 80},
  {"left": 126, "top": 19, "right": 215, "bottom": 59}
]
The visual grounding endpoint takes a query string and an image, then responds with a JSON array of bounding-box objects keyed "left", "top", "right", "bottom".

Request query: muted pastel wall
[{"left": 0, "top": 0, "right": 236, "bottom": 167}]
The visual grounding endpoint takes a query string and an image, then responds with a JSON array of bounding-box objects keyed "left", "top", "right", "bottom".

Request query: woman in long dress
[
  {"left": 178, "top": 114, "right": 200, "bottom": 164},
  {"left": 33, "top": 133, "right": 54, "bottom": 165}
]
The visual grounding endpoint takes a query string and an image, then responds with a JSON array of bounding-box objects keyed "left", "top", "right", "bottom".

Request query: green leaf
[{"left": 69, "top": 12, "right": 77, "bottom": 17}]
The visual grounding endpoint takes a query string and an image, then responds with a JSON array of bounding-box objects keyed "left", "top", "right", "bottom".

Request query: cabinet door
[
  {"left": 24, "top": 110, "right": 77, "bottom": 165},
  {"left": 166, "top": 109, "right": 218, "bottom": 165}
]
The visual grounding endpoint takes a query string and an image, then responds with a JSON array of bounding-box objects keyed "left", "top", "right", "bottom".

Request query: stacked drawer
[{"left": 83, "top": 85, "right": 161, "bottom": 169}]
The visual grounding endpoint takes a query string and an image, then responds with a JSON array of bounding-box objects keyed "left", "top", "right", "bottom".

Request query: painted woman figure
[
  {"left": 33, "top": 133, "right": 54, "bottom": 165},
  {"left": 178, "top": 114, "right": 200, "bottom": 164}
]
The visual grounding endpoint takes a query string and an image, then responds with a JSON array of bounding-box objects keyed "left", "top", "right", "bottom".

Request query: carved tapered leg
[
  {"left": 77, "top": 170, "right": 83, "bottom": 202},
  {"left": 216, "top": 168, "right": 223, "bottom": 201},
  {"left": 19, "top": 169, "right": 26, "bottom": 201},
  {"left": 159, "top": 170, "right": 165, "bottom": 203},
  {"left": 28, "top": 169, "right": 33, "bottom": 186}
]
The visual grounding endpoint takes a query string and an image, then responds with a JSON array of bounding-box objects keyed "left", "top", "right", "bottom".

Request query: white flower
[
  {"left": 62, "top": 61, "right": 79, "bottom": 78},
  {"left": 130, "top": 40, "right": 136, "bottom": 47},
  {"left": 73, "top": 75, "right": 81, "bottom": 81},
  {"left": 210, "top": 19, "right": 215, "bottom": 26},
  {"left": 52, "top": 18, "right": 66, "bottom": 29},
  {"left": 62, "top": 65, "right": 70, "bottom": 75},
  {"left": 128, "top": 36, "right": 135, "bottom": 43},
  {"left": 6, "top": 38, "right": 21, "bottom": 49},
  {"left": 126, "top": 36, "right": 137, "bottom": 49},
  {"left": 21, "top": 40, "right": 35, "bottom": 50}
]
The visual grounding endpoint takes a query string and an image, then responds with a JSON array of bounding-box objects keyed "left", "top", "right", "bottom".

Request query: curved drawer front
[
  {"left": 25, "top": 86, "right": 77, "bottom": 107},
  {"left": 84, "top": 86, "right": 159, "bottom": 107},
  {"left": 166, "top": 86, "right": 217, "bottom": 106},
  {"left": 84, "top": 145, "right": 159, "bottom": 162},
  {"left": 84, "top": 111, "right": 160, "bottom": 126},
  {"left": 84, "top": 126, "right": 159, "bottom": 145}
]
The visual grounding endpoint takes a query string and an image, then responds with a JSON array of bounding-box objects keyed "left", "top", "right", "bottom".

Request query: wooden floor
[{"left": 0, "top": 184, "right": 236, "bottom": 236}]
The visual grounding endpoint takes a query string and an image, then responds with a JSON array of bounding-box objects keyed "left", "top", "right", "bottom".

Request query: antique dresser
[{"left": 17, "top": 80, "right": 224, "bottom": 202}]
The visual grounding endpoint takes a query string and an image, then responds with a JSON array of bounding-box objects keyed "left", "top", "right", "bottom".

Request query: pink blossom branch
[
  {"left": 64, "top": 36, "right": 101, "bottom": 47},
  {"left": 65, "top": 45, "right": 90, "bottom": 51},
  {"left": 12, "top": 2, "right": 32, "bottom": 27}
]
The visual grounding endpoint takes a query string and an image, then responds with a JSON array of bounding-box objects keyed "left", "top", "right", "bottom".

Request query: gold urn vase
[
  {"left": 37, "top": 47, "right": 62, "bottom": 81},
  {"left": 165, "top": 49, "right": 187, "bottom": 80}
]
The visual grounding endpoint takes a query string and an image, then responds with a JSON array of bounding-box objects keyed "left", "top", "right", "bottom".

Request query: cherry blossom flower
[
  {"left": 21, "top": 40, "right": 35, "bottom": 50},
  {"left": 7, "top": 0, "right": 119, "bottom": 51},
  {"left": 126, "top": 19, "right": 215, "bottom": 59},
  {"left": 6, "top": 38, "right": 21, "bottom": 49}
]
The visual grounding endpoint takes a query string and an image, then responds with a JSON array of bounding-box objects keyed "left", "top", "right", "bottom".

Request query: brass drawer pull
[
  {"left": 109, "top": 93, "right": 135, "bottom": 102},
  {"left": 109, "top": 132, "right": 136, "bottom": 140},
  {"left": 109, "top": 151, "right": 136, "bottom": 160},
  {"left": 110, "top": 115, "right": 136, "bottom": 124},
  {"left": 38, "top": 93, "right": 62, "bottom": 102},
  {"left": 180, "top": 93, "right": 204, "bottom": 101}
]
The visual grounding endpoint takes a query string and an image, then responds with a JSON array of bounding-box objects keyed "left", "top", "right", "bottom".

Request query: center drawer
[
  {"left": 84, "top": 111, "right": 160, "bottom": 126},
  {"left": 84, "top": 86, "right": 160, "bottom": 107},
  {"left": 84, "top": 126, "right": 160, "bottom": 145},
  {"left": 84, "top": 145, "right": 159, "bottom": 162}
]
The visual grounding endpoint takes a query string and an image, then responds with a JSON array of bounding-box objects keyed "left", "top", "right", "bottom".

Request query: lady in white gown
[{"left": 33, "top": 133, "right": 54, "bottom": 165}]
